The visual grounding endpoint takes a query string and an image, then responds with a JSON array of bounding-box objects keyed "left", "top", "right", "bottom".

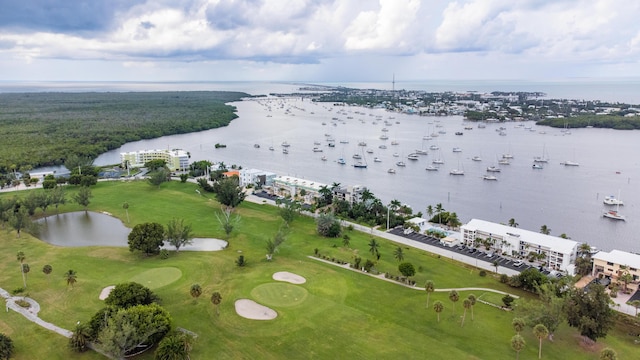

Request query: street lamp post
[{"left": 387, "top": 205, "right": 390, "bottom": 231}]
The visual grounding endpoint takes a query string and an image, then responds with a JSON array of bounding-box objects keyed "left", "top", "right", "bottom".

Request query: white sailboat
[
  {"left": 450, "top": 160, "right": 464, "bottom": 175},
  {"left": 534, "top": 144, "right": 549, "bottom": 163},
  {"left": 603, "top": 191, "right": 625, "bottom": 221}
]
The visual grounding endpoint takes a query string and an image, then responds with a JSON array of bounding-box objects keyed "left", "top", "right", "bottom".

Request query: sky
[{"left": 0, "top": 0, "right": 639, "bottom": 82}]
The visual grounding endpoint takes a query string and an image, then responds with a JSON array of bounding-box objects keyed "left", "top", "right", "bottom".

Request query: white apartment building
[
  {"left": 120, "top": 149, "right": 190, "bottom": 172},
  {"left": 239, "top": 168, "right": 277, "bottom": 187},
  {"left": 461, "top": 219, "right": 578, "bottom": 274},
  {"left": 270, "top": 176, "right": 327, "bottom": 204}
]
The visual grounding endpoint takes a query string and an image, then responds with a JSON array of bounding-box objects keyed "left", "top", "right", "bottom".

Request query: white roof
[
  {"left": 407, "top": 217, "right": 426, "bottom": 224},
  {"left": 592, "top": 250, "right": 640, "bottom": 269},
  {"left": 462, "top": 219, "right": 578, "bottom": 254}
]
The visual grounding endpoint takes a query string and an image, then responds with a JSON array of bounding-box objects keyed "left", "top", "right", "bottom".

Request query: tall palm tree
[
  {"left": 508, "top": 218, "right": 519, "bottom": 227},
  {"left": 122, "top": 201, "right": 130, "bottom": 223},
  {"left": 578, "top": 243, "right": 592, "bottom": 257},
  {"left": 467, "top": 294, "right": 476, "bottom": 321},
  {"left": 435, "top": 203, "right": 444, "bottom": 224},
  {"left": 42, "top": 264, "right": 53, "bottom": 281},
  {"left": 533, "top": 324, "right": 549, "bottom": 359},
  {"left": 540, "top": 224, "right": 551, "bottom": 235},
  {"left": 433, "top": 301, "right": 444, "bottom": 323},
  {"left": 211, "top": 291, "right": 222, "bottom": 316},
  {"left": 426, "top": 205, "right": 434, "bottom": 220},
  {"left": 424, "top": 280, "right": 435, "bottom": 308},
  {"left": 190, "top": 284, "right": 203, "bottom": 300},
  {"left": 492, "top": 260, "right": 499, "bottom": 273},
  {"left": 511, "top": 334, "right": 526, "bottom": 360},
  {"left": 16, "top": 251, "right": 26, "bottom": 288},
  {"left": 64, "top": 269, "right": 77, "bottom": 289},
  {"left": 448, "top": 290, "right": 459, "bottom": 315},
  {"left": 512, "top": 317, "right": 525, "bottom": 334},
  {"left": 389, "top": 199, "right": 401, "bottom": 211},
  {"left": 368, "top": 239, "right": 380, "bottom": 258},
  {"left": 461, "top": 299, "right": 471, "bottom": 327},
  {"left": 393, "top": 246, "right": 404, "bottom": 262}
]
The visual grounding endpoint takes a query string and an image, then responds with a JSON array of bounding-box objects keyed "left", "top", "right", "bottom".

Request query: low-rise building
[
  {"left": 239, "top": 168, "right": 277, "bottom": 187},
  {"left": 592, "top": 250, "right": 640, "bottom": 281},
  {"left": 270, "top": 176, "right": 327, "bottom": 204},
  {"left": 460, "top": 219, "right": 578, "bottom": 274},
  {"left": 120, "top": 149, "right": 189, "bottom": 172}
]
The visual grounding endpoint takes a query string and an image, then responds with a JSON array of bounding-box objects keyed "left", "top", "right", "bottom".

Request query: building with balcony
[
  {"left": 120, "top": 149, "right": 189, "bottom": 172},
  {"left": 239, "top": 168, "right": 277, "bottom": 187},
  {"left": 592, "top": 250, "right": 640, "bottom": 282},
  {"left": 460, "top": 219, "right": 579, "bottom": 274},
  {"left": 270, "top": 176, "right": 327, "bottom": 204}
]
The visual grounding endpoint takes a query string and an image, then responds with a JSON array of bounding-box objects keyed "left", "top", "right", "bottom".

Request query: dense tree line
[
  {"left": 0, "top": 91, "right": 247, "bottom": 171},
  {"left": 536, "top": 115, "right": 640, "bottom": 130}
]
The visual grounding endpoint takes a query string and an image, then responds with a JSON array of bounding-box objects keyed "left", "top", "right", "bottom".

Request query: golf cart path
[
  {"left": 308, "top": 256, "right": 519, "bottom": 298},
  {"left": 0, "top": 287, "right": 72, "bottom": 338}
]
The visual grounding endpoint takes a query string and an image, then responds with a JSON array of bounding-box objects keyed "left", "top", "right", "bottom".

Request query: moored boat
[
  {"left": 604, "top": 195, "right": 624, "bottom": 206},
  {"left": 603, "top": 210, "right": 625, "bottom": 221}
]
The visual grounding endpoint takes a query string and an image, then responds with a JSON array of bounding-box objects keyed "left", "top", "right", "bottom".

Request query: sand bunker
[
  {"left": 272, "top": 271, "right": 306, "bottom": 284},
  {"left": 235, "top": 299, "right": 277, "bottom": 320},
  {"left": 99, "top": 285, "right": 115, "bottom": 300}
]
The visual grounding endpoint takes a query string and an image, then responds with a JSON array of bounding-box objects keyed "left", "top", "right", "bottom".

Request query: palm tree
[
  {"left": 511, "top": 334, "right": 526, "bottom": 360},
  {"left": 578, "top": 243, "right": 592, "bottom": 257},
  {"left": 342, "top": 235, "right": 350, "bottom": 248},
  {"left": 389, "top": 199, "right": 401, "bottom": 211},
  {"left": 190, "top": 284, "right": 202, "bottom": 300},
  {"left": 122, "top": 201, "right": 130, "bottom": 223},
  {"left": 619, "top": 271, "right": 633, "bottom": 292},
  {"left": 508, "top": 218, "right": 519, "bottom": 227},
  {"left": 533, "top": 323, "right": 549, "bottom": 359},
  {"left": 599, "top": 348, "right": 618, "bottom": 360},
  {"left": 393, "top": 246, "right": 404, "bottom": 262},
  {"left": 368, "top": 238, "right": 380, "bottom": 258},
  {"left": 512, "top": 317, "right": 525, "bottom": 334},
  {"left": 467, "top": 294, "right": 476, "bottom": 321},
  {"left": 426, "top": 205, "right": 434, "bottom": 220},
  {"left": 448, "top": 290, "right": 459, "bottom": 315},
  {"left": 435, "top": 203, "right": 444, "bottom": 224},
  {"left": 69, "top": 323, "right": 92, "bottom": 352},
  {"left": 433, "top": 300, "right": 444, "bottom": 323},
  {"left": 540, "top": 224, "right": 551, "bottom": 235},
  {"left": 21, "top": 264, "right": 30, "bottom": 288},
  {"left": 559, "top": 233, "right": 570, "bottom": 239},
  {"left": 461, "top": 299, "right": 472, "bottom": 327},
  {"left": 64, "top": 269, "right": 77, "bottom": 289},
  {"left": 155, "top": 331, "right": 194, "bottom": 360},
  {"left": 492, "top": 260, "right": 499, "bottom": 273},
  {"left": 42, "top": 264, "right": 52, "bottom": 280},
  {"left": 424, "top": 280, "right": 435, "bottom": 308},
  {"left": 211, "top": 291, "right": 222, "bottom": 316},
  {"left": 16, "top": 251, "right": 26, "bottom": 288}
]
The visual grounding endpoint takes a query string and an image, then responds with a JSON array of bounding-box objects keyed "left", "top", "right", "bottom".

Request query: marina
[{"left": 61, "top": 85, "right": 639, "bottom": 254}]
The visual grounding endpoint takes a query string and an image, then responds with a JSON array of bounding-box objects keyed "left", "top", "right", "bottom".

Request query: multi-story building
[
  {"left": 120, "top": 149, "right": 189, "bottom": 172},
  {"left": 239, "top": 168, "right": 277, "bottom": 187},
  {"left": 270, "top": 176, "right": 327, "bottom": 204},
  {"left": 592, "top": 250, "right": 640, "bottom": 282},
  {"left": 460, "top": 219, "right": 579, "bottom": 274}
]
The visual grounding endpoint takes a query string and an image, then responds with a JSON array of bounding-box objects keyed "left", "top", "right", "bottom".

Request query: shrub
[
  {"left": 363, "top": 259, "right": 375, "bottom": 272},
  {"left": 14, "top": 299, "right": 30, "bottom": 308},
  {"left": 236, "top": 255, "right": 247, "bottom": 267},
  {"left": 398, "top": 262, "right": 416, "bottom": 278},
  {"left": 159, "top": 249, "right": 170, "bottom": 259},
  {"left": 500, "top": 274, "right": 509, "bottom": 283},
  {"left": 502, "top": 294, "right": 515, "bottom": 308},
  {"left": 11, "top": 288, "right": 24, "bottom": 295},
  {"left": 479, "top": 270, "right": 487, "bottom": 277}
]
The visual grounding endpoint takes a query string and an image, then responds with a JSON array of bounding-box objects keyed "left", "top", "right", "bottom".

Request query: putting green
[
  {"left": 250, "top": 283, "right": 308, "bottom": 307},
  {"left": 129, "top": 267, "right": 182, "bottom": 289}
]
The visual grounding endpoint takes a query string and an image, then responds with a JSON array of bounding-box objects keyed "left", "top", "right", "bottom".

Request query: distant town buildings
[
  {"left": 461, "top": 219, "right": 578, "bottom": 274},
  {"left": 120, "top": 149, "right": 189, "bottom": 172},
  {"left": 592, "top": 250, "right": 640, "bottom": 282}
]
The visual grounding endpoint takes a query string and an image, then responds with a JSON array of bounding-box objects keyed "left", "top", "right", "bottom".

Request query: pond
[{"left": 35, "top": 211, "right": 227, "bottom": 251}]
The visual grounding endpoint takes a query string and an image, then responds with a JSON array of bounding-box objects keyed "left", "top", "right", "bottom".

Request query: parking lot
[{"left": 389, "top": 228, "right": 535, "bottom": 274}]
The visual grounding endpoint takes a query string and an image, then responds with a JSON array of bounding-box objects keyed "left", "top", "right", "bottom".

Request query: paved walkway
[
  {"left": 0, "top": 287, "right": 72, "bottom": 338},
  {"left": 308, "top": 256, "right": 520, "bottom": 298}
]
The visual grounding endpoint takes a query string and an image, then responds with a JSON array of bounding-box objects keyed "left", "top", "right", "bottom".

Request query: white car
[{"left": 513, "top": 260, "right": 524, "bottom": 267}]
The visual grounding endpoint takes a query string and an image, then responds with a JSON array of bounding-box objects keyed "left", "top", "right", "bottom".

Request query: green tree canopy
[
  {"left": 398, "top": 262, "right": 416, "bottom": 278},
  {"left": 565, "top": 284, "right": 615, "bottom": 342},
  {"left": 165, "top": 218, "right": 193, "bottom": 252},
  {"left": 105, "top": 282, "right": 160, "bottom": 309},
  {"left": 316, "top": 213, "right": 341, "bottom": 237},
  {"left": 128, "top": 222, "right": 165, "bottom": 256},
  {"left": 213, "top": 176, "right": 245, "bottom": 208}
]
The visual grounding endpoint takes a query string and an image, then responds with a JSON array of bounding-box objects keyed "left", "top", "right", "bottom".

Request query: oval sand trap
[
  {"left": 129, "top": 267, "right": 182, "bottom": 289},
  {"left": 273, "top": 271, "right": 306, "bottom": 284},
  {"left": 99, "top": 285, "right": 115, "bottom": 300},
  {"left": 235, "top": 299, "right": 277, "bottom": 320}
]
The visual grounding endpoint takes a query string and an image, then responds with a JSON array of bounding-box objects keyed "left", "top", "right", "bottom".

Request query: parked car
[
  {"left": 468, "top": 248, "right": 477, "bottom": 254},
  {"left": 513, "top": 260, "right": 524, "bottom": 267},
  {"left": 485, "top": 252, "right": 494, "bottom": 258}
]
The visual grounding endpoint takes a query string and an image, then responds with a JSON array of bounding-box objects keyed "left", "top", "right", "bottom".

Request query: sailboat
[
  {"left": 562, "top": 149, "right": 579, "bottom": 166},
  {"left": 533, "top": 144, "right": 549, "bottom": 163},
  {"left": 450, "top": 160, "right": 464, "bottom": 175},
  {"left": 603, "top": 191, "right": 625, "bottom": 220},
  {"left": 432, "top": 149, "right": 444, "bottom": 165},
  {"left": 353, "top": 147, "right": 367, "bottom": 168}
]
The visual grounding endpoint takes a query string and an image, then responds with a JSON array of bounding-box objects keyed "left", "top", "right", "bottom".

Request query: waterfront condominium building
[
  {"left": 270, "top": 175, "right": 327, "bottom": 205},
  {"left": 591, "top": 250, "right": 640, "bottom": 282},
  {"left": 460, "top": 219, "right": 579, "bottom": 274},
  {"left": 120, "top": 149, "right": 190, "bottom": 172},
  {"left": 239, "top": 168, "right": 277, "bottom": 188}
]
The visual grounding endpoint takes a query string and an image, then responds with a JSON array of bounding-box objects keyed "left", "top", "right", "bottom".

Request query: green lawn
[{"left": 0, "top": 181, "right": 637, "bottom": 359}]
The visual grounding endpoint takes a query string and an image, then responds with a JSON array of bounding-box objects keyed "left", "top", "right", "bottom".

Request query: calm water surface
[
  {"left": 13, "top": 81, "right": 639, "bottom": 253},
  {"left": 36, "top": 211, "right": 227, "bottom": 250}
]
